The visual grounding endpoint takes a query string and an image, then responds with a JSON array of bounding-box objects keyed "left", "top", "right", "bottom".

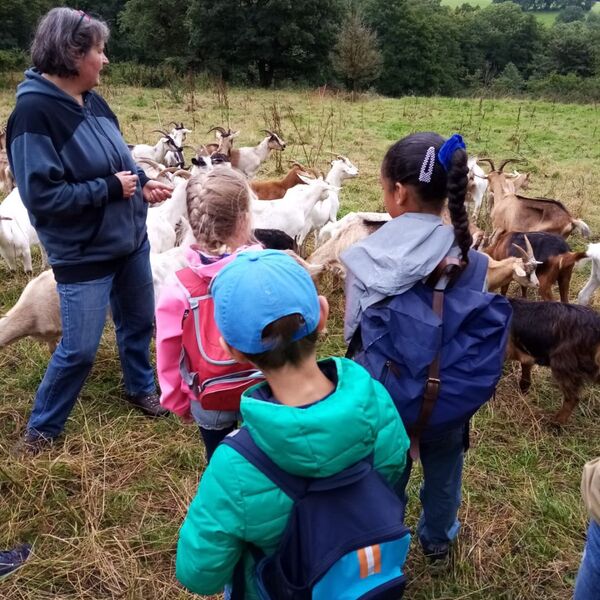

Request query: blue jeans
[
  {"left": 394, "top": 425, "right": 466, "bottom": 552},
  {"left": 575, "top": 520, "right": 600, "bottom": 600},
  {"left": 28, "top": 241, "right": 156, "bottom": 438}
]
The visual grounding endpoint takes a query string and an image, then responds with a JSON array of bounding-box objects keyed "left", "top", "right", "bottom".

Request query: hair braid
[
  {"left": 446, "top": 148, "right": 471, "bottom": 264},
  {"left": 186, "top": 167, "right": 251, "bottom": 254}
]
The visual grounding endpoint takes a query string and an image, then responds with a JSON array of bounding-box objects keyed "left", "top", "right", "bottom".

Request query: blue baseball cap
[{"left": 211, "top": 250, "right": 321, "bottom": 354}]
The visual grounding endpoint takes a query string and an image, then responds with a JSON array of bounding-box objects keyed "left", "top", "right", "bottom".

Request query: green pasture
[
  {"left": 441, "top": 0, "right": 600, "bottom": 23},
  {"left": 1, "top": 83, "right": 599, "bottom": 599}
]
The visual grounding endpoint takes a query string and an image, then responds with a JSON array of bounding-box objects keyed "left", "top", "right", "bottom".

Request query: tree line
[{"left": 1, "top": 0, "right": 599, "bottom": 101}]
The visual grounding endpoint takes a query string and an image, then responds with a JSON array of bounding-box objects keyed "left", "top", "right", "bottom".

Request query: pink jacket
[{"left": 155, "top": 244, "right": 263, "bottom": 420}]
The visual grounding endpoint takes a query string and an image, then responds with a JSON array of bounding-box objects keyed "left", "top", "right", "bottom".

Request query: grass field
[
  {"left": 1, "top": 83, "right": 600, "bottom": 599},
  {"left": 441, "top": 0, "right": 600, "bottom": 24}
]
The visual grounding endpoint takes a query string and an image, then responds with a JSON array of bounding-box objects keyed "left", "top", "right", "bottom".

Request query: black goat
[
  {"left": 253, "top": 229, "right": 298, "bottom": 253},
  {"left": 508, "top": 298, "right": 600, "bottom": 424}
]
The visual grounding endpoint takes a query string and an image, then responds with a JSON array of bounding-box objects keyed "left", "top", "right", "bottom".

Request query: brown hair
[
  {"left": 186, "top": 166, "right": 253, "bottom": 254},
  {"left": 243, "top": 314, "right": 319, "bottom": 370}
]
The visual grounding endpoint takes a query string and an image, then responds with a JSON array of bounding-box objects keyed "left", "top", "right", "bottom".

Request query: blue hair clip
[{"left": 437, "top": 134, "right": 466, "bottom": 172}]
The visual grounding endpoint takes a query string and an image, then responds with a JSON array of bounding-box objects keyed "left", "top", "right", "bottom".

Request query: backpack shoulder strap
[
  {"left": 222, "top": 428, "right": 307, "bottom": 501},
  {"left": 409, "top": 256, "right": 464, "bottom": 462}
]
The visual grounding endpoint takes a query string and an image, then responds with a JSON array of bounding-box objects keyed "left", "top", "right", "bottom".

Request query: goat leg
[{"left": 519, "top": 362, "right": 532, "bottom": 393}]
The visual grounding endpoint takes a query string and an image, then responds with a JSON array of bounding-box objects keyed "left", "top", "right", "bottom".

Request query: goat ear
[
  {"left": 231, "top": 130, "right": 240, "bottom": 138},
  {"left": 298, "top": 174, "right": 315, "bottom": 185},
  {"left": 191, "top": 157, "right": 199, "bottom": 166},
  {"left": 514, "top": 265, "right": 526, "bottom": 277}
]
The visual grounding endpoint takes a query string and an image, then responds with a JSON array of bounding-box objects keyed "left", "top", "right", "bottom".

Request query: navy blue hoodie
[{"left": 7, "top": 69, "right": 150, "bottom": 282}]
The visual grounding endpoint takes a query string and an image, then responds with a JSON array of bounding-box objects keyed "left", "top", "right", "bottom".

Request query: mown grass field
[{"left": 1, "top": 83, "right": 599, "bottom": 599}]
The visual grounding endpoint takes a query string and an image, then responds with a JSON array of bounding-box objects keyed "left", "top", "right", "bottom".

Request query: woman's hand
[
  {"left": 143, "top": 180, "right": 174, "bottom": 205},
  {"left": 115, "top": 171, "right": 139, "bottom": 198}
]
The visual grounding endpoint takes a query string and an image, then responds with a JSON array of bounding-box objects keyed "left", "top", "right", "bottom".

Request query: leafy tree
[
  {"left": 118, "top": 0, "right": 189, "bottom": 64},
  {"left": 456, "top": 2, "right": 544, "bottom": 82},
  {"left": 186, "top": 0, "right": 343, "bottom": 87},
  {"left": 0, "top": 0, "right": 56, "bottom": 51},
  {"left": 556, "top": 5, "right": 587, "bottom": 22},
  {"left": 544, "top": 22, "right": 596, "bottom": 76},
  {"left": 367, "top": 0, "right": 462, "bottom": 96},
  {"left": 491, "top": 61, "right": 525, "bottom": 93},
  {"left": 332, "top": 8, "right": 382, "bottom": 93}
]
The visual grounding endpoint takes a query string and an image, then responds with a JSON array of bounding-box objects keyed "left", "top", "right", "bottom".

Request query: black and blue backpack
[
  {"left": 224, "top": 427, "right": 411, "bottom": 600},
  {"left": 347, "top": 251, "right": 512, "bottom": 459}
]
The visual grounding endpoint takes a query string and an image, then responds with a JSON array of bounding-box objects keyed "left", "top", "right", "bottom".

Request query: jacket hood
[
  {"left": 17, "top": 69, "right": 83, "bottom": 107},
  {"left": 241, "top": 357, "right": 388, "bottom": 478},
  {"left": 183, "top": 244, "right": 263, "bottom": 279}
]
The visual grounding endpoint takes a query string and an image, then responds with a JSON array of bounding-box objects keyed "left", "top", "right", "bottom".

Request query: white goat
[
  {"left": 0, "top": 269, "right": 61, "bottom": 351},
  {"left": 0, "top": 188, "right": 46, "bottom": 272},
  {"left": 232, "top": 131, "right": 286, "bottom": 179},
  {"left": 0, "top": 129, "right": 15, "bottom": 195},
  {"left": 303, "top": 155, "right": 359, "bottom": 241},
  {"left": 0, "top": 218, "right": 197, "bottom": 351},
  {"left": 317, "top": 211, "right": 391, "bottom": 246},
  {"left": 146, "top": 178, "right": 188, "bottom": 253},
  {"left": 251, "top": 176, "right": 337, "bottom": 246},
  {"left": 131, "top": 129, "right": 184, "bottom": 167},
  {"left": 577, "top": 243, "right": 600, "bottom": 306},
  {"left": 163, "top": 122, "right": 191, "bottom": 167},
  {"left": 467, "top": 157, "right": 488, "bottom": 219}
]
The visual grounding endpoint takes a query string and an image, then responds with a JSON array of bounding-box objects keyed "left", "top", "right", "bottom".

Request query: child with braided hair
[
  {"left": 155, "top": 166, "right": 263, "bottom": 460},
  {"left": 342, "top": 132, "right": 510, "bottom": 567}
]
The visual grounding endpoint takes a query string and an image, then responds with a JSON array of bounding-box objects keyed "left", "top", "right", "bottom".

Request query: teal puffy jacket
[{"left": 176, "top": 357, "right": 410, "bottom": 598}]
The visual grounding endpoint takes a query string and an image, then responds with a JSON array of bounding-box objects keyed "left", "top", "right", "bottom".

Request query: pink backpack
[{"left": 176, "top": 267, "right": 263, "bottom": 411}]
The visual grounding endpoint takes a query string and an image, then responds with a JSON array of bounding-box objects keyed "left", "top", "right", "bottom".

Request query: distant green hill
[{"left": 440, "top": 0, "right": 600, "bottom": 25}]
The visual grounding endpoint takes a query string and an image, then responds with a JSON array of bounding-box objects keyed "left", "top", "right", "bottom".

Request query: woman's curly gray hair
[{"left": 31, "top": 7, "right": 109, "bottom": 78}]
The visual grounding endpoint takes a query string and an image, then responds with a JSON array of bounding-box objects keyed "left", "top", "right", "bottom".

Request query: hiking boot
[
  {"left": 422, "top": 542, "right": 451, "bottom": 572},
  {"left": 124, "top": 392, "right": 169, "bottom": 417},
  {"left": 0, "top": 544, "right": 32, "bottom": 580},
  {"left": 12, "top": 430, "right": 54, "bottom": 457}
]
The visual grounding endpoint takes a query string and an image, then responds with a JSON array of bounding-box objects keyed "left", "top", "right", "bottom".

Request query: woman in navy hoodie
[{"left": 6, "top": 7, "right": 174, "bottom": 454}]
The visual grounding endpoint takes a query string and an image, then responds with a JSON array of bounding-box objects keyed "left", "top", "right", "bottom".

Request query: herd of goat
[{"left": 1, "top": 122, "right": 600, "bottom": 426}]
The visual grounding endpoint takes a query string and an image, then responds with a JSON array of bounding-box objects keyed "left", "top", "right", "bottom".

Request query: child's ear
[
  {"left": 218, "top": 336, "right": 246, "bottom": 364},
  {"left": 317, "top": 295, "right": 329, "bottom": 332},
  {"left": 395, "top": 182, "right": 410, "bottom": 207}
]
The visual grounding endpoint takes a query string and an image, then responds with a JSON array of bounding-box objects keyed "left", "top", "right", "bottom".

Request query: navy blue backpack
[
  {"left": 224, "top": 427, "right": 411, "bottom": 600},
  {"left": 348, "top": 251, "right": 512, "bottom": 459}
]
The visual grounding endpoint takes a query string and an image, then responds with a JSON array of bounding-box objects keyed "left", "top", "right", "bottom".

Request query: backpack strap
[
  {"left": 222, "top": 427, "right": 308, "bottom": 501},
  {"left": 409, "top": 256, "right": 463, "bottom": 462}
]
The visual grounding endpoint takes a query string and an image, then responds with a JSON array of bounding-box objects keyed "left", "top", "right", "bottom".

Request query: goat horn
[
  {"left": 477, "top": 158, "right": 495, "bottom": 171},
  {"left": 523, "top": 234, "right": 536, "bottom": 260},
  {"left": 207, "top": 126, "right": 227, "bottom": 135},
  {"left": 498, "top": 159, "right": 519, "bottom": 173},
  {"left": 512, "top": 242, "right": 530, "bottom": 262},
  {"left": 152, "top": 129, "right": 170, "bottom": 137},
  {"left": 261, "top": 129, "right": 275, "bottom": 137}
]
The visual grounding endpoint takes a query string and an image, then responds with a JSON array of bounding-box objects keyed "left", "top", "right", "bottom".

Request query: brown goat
[
  {"left": 480, "top": 159, "right": 590, "bottom": 239},
  {"left": 251, "top": 163, "right": 311, "bottom": 200},
  {"left": 508, "top": 298, "right": 600, "bottom": 424},
  {"left": 486, "top": 230, "right": 587, "bottom": 302}
]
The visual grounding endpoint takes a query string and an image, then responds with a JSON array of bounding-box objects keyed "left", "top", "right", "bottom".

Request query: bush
[
  {"left": 0, "top": 49, "right": 28, "bottom": 72},
  {"left": 527, "top": 73, "right": 600, "bottom": 102}
]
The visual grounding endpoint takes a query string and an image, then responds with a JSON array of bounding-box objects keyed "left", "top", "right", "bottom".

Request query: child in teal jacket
[{"left": 175, "top": 250, "right": 410, "bottom": 598}]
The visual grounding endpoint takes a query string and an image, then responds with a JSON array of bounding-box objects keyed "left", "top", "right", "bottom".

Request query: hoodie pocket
[{"left": 79, "top": 205, "right": 106, "bottom": 253}]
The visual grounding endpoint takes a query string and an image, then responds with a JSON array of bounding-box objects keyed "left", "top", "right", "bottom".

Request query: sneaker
[
  {"left": 0, "top": 544, "right": 32, "bottom": 580},
  {"left": 124, "top": 392, "right": 169, "bottom": 417},
  {"left": 12, "top": 430, "right": 54, "bottom": 457}
]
